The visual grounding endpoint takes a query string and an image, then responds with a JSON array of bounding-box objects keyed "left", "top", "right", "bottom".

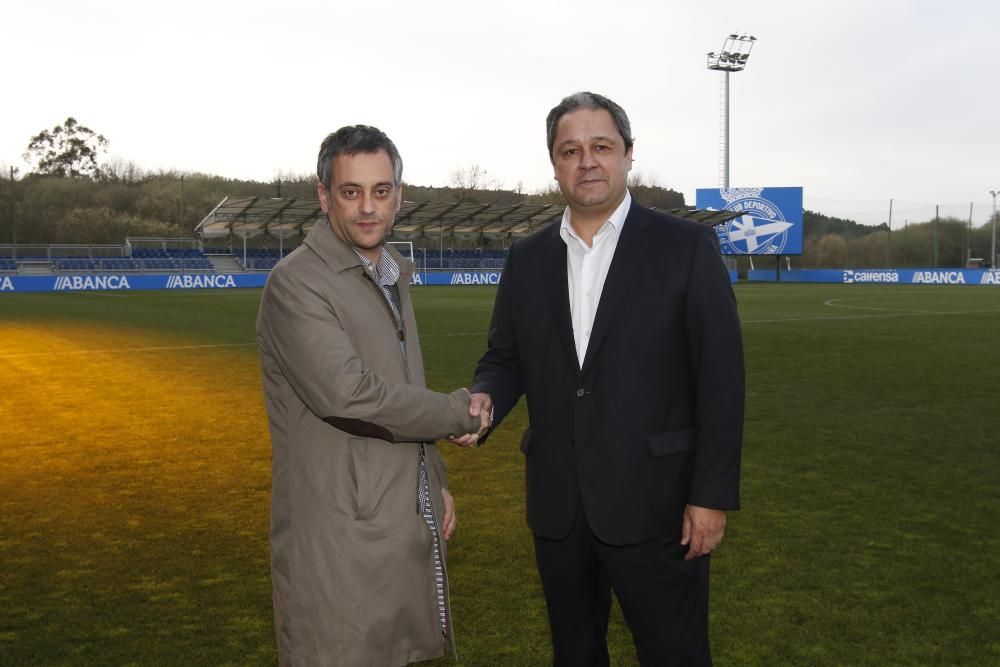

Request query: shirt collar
[
  {"left": 559, "top": 190, "right": 632, "bottom": 247},
  {"left": 354, "top": 246, "right": 400, "bottom": 288}
]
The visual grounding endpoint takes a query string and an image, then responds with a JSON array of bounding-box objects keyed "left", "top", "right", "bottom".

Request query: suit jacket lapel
[
  {"left": 541, "top": 228, "right": 579, "bottom": 371},
  {"left": 581, "top": 204, "right": 651, "bottom": 374}
]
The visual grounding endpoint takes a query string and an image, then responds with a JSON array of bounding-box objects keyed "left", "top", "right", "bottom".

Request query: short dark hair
[
  {"left": 545, "top": 92, "right": 634, "bottom": 161},
  {"left": 317, "top": 125, "right": 403, "bottom": 189}
]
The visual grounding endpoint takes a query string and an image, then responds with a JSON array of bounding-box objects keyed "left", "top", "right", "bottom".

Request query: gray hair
[
  {"left": 545, "top": 92, "right": 634, "bottom": 161},
  {"left": 316, "top": 125, "right": 403, "bottom": 189}
]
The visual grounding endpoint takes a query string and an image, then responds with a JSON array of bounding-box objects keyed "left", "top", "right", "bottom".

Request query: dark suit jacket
[{"left": 471, "top": 201, "right": 745, "bottom": 545}]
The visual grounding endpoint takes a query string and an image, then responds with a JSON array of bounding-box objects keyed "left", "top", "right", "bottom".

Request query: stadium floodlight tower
[
  {"left": 707, "top": 33, "right": 757, "bottom": 189},
  {"left": 991, "top": 189, "right": 998, "bottom": 268}
]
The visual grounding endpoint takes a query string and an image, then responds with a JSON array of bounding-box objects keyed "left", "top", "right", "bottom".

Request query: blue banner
[
  {"left": 0, "top": 272, "right": 502, "bottom": 293},
  {"left": 412, "top": 271, "right": 502, "bottom": 286},
  {"left": 412, "top": 270, "right": 738, "bottom": 285},
  {"left": 747, "top": 268, "right": 1000, "bottom": 285},
  {"left": 0, "top": 269, "right": 741, "bottom": 294},
  {"left": 0, "top": 273, "right": 269, "bottom": 293},
  {"left": 696, "top": 187, "right": 804, "bottom": 256}
]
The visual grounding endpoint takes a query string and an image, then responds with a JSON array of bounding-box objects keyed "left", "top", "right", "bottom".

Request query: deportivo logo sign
[
  {"left": 697, "top": 187, "right": 803, "bottom": 256},
  {"left": 716, "top": 187, "right": 794, "bottom": 255},
  {"left": 0, "top": 276, "right": 13, "bottom": 291}
]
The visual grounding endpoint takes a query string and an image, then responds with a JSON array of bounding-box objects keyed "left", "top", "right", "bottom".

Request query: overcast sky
[{"left": 3, "top": 0, "right": 998, "bottom": 226}]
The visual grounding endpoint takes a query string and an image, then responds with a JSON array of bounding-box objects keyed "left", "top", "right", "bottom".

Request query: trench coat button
[{"left": 576, "top": 388, "right": 586, "bottom": 398}]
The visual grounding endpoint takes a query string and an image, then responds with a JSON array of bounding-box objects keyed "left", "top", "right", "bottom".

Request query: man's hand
[
  {"left": 681, "top": 505, "right": 726, "bottom": 561},
  {"left": 441, "top": 488, "right": 456, "bottom": 541},
  {"left": 469, "top": 392, "right": 492, "bottom": 433},
  {"left": 448, "top": 392, "right": 493, "bottom": 447}
]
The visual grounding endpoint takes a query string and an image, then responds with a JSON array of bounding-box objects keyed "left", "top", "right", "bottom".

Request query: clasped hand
[{"left": 448, "top": 392, "right": 492, "bottom": 447}]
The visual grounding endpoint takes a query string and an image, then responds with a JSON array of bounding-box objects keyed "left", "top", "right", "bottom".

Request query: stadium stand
[
  {"left": 418, "top": 248, "right": 506, "bottom": 269},
  {"left": 128, "top": 247, "right": 214, "bottom": 272},
  {"left": 194, "top": 196, "right": 738, "bottom": 273},
  {"left": 23, "top": 246, "right": 218, "bottom": 274},
  {"left": 237, "top": 248, "right": 289, "bottom": 271},
  {"left": 229, "top": 247, "right": 507, "bottom": 271},
  {"left": 0, "top": 203, "right": 736, "bottom": 278}
]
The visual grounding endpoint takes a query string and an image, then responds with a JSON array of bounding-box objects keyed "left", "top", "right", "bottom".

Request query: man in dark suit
[{"left": 456, "top": 92, "right": 745, "bottom": 665}]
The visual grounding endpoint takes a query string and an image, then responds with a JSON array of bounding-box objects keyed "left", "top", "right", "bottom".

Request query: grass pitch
[{"left": 1, "top": 284, "right": 998, "bottom": 665}]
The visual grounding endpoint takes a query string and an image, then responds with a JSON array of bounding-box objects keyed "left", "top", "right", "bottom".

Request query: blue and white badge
[{"left": 697, "top": 186, "right": 804, "bottom": 255}]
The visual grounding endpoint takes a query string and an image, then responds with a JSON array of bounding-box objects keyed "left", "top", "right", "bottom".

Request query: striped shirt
[{"left": 355, "top": 246, "right": 448, "bottom": 635}]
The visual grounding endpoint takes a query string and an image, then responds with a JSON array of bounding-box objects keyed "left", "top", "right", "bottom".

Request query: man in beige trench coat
[{"left": 256, "top": 125, "right": 484, "bottom": 666}]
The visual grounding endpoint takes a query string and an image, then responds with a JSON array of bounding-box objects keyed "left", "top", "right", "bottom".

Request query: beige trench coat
[{"left": 256, "top": 219, "right": 479, "bottom": 666}]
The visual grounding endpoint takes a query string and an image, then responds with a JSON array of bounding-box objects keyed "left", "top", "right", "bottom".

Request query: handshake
[{"left": 448, "top": 392, "right": 493, "bottom": 448}]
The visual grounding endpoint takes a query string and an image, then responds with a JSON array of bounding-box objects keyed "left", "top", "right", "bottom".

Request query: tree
[
  {"left": 449, "top": 163, "right": 501, "bottom": 201},
  {"left": 626, "top": 171, "right": 685, "bottom": 210},
  {"left": 99, "top": 156, "right": 147, "bottom": 184},
  {"left": 24, "top": 117, "right": 108, "bottom": 178},
  {"left": 816, "top": 233, "right": 847, "bottom": 267}
]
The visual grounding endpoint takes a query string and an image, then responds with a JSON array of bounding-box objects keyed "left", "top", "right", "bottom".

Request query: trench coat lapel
[
  {"left": 304, "top": 220, "right": 400, "bottom": 327},
  {"left": 303, "top": 218, "right": 362, "bottom": 275}
]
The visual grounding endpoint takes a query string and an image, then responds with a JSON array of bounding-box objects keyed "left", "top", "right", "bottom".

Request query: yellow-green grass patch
[{"left": 1, "top": 284, "right": 998, "bottom": 665}]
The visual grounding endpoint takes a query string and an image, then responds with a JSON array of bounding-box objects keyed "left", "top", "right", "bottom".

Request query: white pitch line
[
  {"left": 0, "top": 342, "right": 257, "bottom": 360},
  {"left": 0, "top": 334, "right": 486, "bottom": 359},
  {"left": 68, "top": 291, "right": 130, "bottom": 298},
  {"left": 125, "top": 293, "right": 262, "bottom": 301},
  {"left": 823, "top": 297, "right": 933, "bottom": 314},
  {"left": 421, "top": 332, "right": 485, "bottom": 338},
  {"left": 745, "top": 307, "right": 1000, "bottom": 325},
  {"left": 53, "top": 290, "right": 263, "bottom": 298}
]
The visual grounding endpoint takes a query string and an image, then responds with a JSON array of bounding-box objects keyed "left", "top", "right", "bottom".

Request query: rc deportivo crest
[
  {"left": 696, "top": 186, "right": 802, "bottom": 256},
  {"left": 716, "top": 188, "right": 794, "bottom": 255}
]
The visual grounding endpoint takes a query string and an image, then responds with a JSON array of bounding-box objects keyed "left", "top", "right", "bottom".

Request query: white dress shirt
[{"left": 559, "top": 191, "right": 632, "bottom": 365}]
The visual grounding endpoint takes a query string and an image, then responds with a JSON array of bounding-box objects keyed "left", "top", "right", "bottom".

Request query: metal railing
[
  {"left": 50, "top": 258, "right": 215, "bottom": 274},
  {"left": 0, "top": 243, "right": 125, "bottom": 260}
]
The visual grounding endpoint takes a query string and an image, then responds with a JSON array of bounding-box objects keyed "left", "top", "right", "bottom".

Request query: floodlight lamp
[{"left": 729, "top": 33, "right": 738, "bottom": 38}]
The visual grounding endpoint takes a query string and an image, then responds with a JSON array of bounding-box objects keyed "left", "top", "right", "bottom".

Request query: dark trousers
[{"left": 533, "top": 501, "right": 711, "bottom": 667}]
